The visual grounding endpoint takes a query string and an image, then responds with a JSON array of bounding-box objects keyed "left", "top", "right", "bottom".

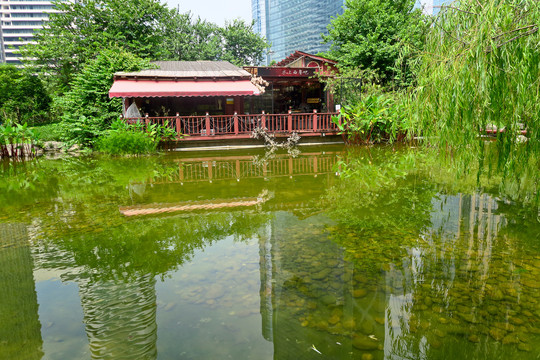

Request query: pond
[{"left": 0, "top": 145, "right": 539, "bottom": 360}]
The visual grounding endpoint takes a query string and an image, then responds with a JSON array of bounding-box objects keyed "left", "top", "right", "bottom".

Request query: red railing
[{"left": 125, "top": 111, "right": 339, "bottom": 140}]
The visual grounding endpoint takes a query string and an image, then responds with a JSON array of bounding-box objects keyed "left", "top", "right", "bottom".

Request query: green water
[{"left": 0, "top": 145, "right": 539, "bottom": 360}]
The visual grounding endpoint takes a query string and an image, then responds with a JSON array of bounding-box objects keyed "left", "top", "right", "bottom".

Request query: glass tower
[
  {"left": 416, "top": 0, "right": 452, "bottom": 15},
  {"left": 252, "top": 0, "right": 345, "bottom": 64}
]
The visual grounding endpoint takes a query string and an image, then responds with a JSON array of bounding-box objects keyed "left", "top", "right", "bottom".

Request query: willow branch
[
  {"left": 492, "top": 24, "right": 537, "bottom": 41},
  {"left": 439, "top": 5, "right": 478, "bottom": 16}
]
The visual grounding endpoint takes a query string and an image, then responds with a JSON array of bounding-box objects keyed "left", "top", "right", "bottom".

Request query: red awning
[{"left": 109, "top": 79, "right": 260, "bottom": 98}]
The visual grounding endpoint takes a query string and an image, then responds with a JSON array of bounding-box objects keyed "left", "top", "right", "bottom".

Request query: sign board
[
  {"left": 255, "top": 67, "right": 316, "bottom": 78},
  {"left": 307, "top": 98, "right": 320, "bottom": 104}
]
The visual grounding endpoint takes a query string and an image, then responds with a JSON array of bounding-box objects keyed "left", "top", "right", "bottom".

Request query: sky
[{"left": 164, "top": 0, "right": 252, "bottom": 26}]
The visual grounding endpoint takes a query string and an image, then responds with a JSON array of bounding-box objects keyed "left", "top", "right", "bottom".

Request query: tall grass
[{"left": 411, "top": 0, "right": 540, "bottom": 169}]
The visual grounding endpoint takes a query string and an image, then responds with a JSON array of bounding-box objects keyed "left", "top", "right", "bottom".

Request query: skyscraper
[
  {"left": 0, "top": 0, "right": 60, "bottom": 64},
  {"left": 416, "top": 0, "right": 451, "bottom": 15},
  {"left": 252, "top": 0, "right": 345, "bottom": 64}
]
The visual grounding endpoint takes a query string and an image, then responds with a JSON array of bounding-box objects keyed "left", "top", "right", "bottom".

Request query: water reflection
[
  {"left": 0, "top": 146, "right": 538, "bottom": 359},
  {"left": 0, "top": 223, "right": 43, "bottom": 360}
]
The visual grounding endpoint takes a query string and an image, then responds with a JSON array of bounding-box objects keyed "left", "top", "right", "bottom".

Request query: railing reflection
[{"left": 152, "top": 152, "right": 340, "bottom": 184}]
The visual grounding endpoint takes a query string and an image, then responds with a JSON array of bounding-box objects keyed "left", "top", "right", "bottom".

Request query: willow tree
[{"left": 411, "top": 0, "right": 540, "bottom": 170}]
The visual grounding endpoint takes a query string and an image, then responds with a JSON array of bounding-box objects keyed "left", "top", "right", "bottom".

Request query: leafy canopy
[
  {"left": 323, "top": 0, "right": 428, "bottom": 86},
  {"left": 23, "top": 0, "right": 269, "bottom": 89},
  {"left": 55, "top": 48, "right": 151, "bottom": 145},
  {"left": 0, "top": 65, "right": 50, "bottom": 125}
]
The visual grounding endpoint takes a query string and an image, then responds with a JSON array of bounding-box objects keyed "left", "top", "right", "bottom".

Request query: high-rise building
[
  {"left": 0, "top": 0, "right": 60, "bottom": 64},
  {"left": 416, "top": 0, "right": 451, "bottom": 15},
  {"left": 252, "top": 0, "right": 345, "bottom": 64}
]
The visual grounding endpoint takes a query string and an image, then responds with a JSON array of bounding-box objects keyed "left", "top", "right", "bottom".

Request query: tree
[
  {"left": 158, "top": 13, "right": 222, "bottom": 62},
  {"left": 411, "top": 0, "right": 540, "bottom": 168},
  {"left": 219, "top": 19, "right": 269, "bottom": 66},
  {"left": 24, "top": 0, "right": 269, "bottom": 90},
  {"left": 55, "top": 49, "right": 151, "bottom": 145},
  {"left": 23, "top": 0, "right": 175, "bottom": 90},
  {"left": 323, "top": 0, "right": 428, "bottom": 86},
  {"left": 0, "top": 64, "right": 50, "bottom": 125}
]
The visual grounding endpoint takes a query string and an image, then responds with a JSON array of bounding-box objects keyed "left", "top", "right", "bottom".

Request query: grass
[{"left": 30, "top": 122, "right": 63, "bottom": 142}]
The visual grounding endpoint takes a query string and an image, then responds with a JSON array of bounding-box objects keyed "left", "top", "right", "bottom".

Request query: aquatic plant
[{"left": 0, "top": 118, "right": 39, "bottom": 159}]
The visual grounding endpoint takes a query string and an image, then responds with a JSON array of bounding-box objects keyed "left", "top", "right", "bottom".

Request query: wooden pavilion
[{"left": 108, "top": 54, "right": 340, "bottom": 142}]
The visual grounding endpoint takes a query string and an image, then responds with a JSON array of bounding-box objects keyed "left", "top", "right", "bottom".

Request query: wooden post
[
  {"left": 288, "top": 110, "right": 293, "bottom": 132},
  {"left": 288, "top": 157, "right": 293, "bottom": 178},
  {"left": 261, "top": 110, "right": 266, "bottom": 129},
  {"left": 175, "top": 113, "right": 181, "bottom": 140},
  {"left": 145, "top": 113, "right": 149, "bottom": 130},
  {"left": 179, "top": 163, "right": 184, "bottom": 182},
  {"left": 235, "top": 160, "right": 241, "bottom": 180},
  {"left": 313, "top": 156, "right": 318, "bottom": 174},
  {"left": 313, "top": 109, "right": 318, "bottom": 132},
  {"left": 205, "top": 112, "right": 211, "bottom": 136},
  {"left": 207, "top": 161, "right": 213, "bottom": 182},
  {"left": 234, "top": 112, "right": 239, "bottom": 135}
]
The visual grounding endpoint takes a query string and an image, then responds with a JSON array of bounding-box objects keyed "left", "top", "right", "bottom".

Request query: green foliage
[
  {"left": 96, "top": 120, "right": 157, "bottom": 155},
  {"left": 218, "top": 19, "right": 269, "bottom": 66},
  {"left": 55, "top": 49, "right": 151, "bottom": 145},
  {"left": 324, "top": 0, "right": 428, "bottom": 86},
  {"left": 159, "top": 16, "right": 269, "bottom": 66},
  {"left": 411, "top": 0, "right": 540, "bottom": 169},
  {"left": 333, "top": 90, "right": 409, "bottom": 143},
  {"left": 23, "top": 0, "right": 175, "bottom": 89},
  {"left": 0, "top": 64, "right": 51, "bottom": 125},
  {"left": 23, "top": 0, "right": 269, "bottom": 89},
  {"left": 30, "top": 123, "right": 63, "bottom": 142},
  {"left": 96, "top": 119, "right": 179, "bottom": 154}
]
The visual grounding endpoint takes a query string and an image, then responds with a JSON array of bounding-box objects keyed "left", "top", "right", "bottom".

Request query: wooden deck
[{"left": 126, "top": 111, "right": 340, "bottom": 141}]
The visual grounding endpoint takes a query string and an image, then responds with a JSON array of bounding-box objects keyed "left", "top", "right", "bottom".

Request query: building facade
[
  {"left": 0, "top": 0, "right": 59, "bottom": 64},
  {"left": 252, "top": 0, "right": 345, "bottom": 64},
  {"left": 416, "top": 0, "right": 451, "bottom": 15}
]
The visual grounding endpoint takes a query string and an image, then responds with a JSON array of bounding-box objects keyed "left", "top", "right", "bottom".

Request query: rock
[
  {"left": 42, "top": 141, "right": 64, "bottom": 151},
  {"left": 353, "top": 289, "right": 368, "bottom": 298},
  {"left": 352, "top": 335, "right": 379, "bottom": 350},
  {"left": 320, "top": 294, "right": 337, "bottom": 305},
  {"left": 491, "top": 288, "right": 504, "bottom": 301},
  {"left": 502, "top": 333, "right": 520, "bottom": 345},
  {"left": 328, "top": 315, "right": 340, "bottom": 325},
  {"left": 522, "top": 279, "right": 540, "bottom": 289},
  {"left": 518, "top": 343, "right": 532, "bottom": 352},
  {"left": 509, "top": 317, "right": 525, "bottom": 325},
  {"left": 68, "top": 144, "right": 81, "bottom": 153},
  {"left": 468, "top": 334, "right": 480, "bottom": 343},
  {"left": 433, "top": 329, "right": 445, "bottom": 338},
  {"left": 489, "top": 328, "right": 506, "bottom": 341},
  {"left": 358, "top": 321, "right": 374, "bottom": 335}
]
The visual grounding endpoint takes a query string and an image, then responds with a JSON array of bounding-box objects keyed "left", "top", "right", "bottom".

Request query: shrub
[
  {"left": 96, "top": 127, "right": 156, "bottom": 155},
  {"left": 333, "top": 90, "right": 409, "bottom": 144}
]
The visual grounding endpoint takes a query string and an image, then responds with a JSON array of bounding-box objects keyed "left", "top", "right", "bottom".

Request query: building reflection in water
[
  {"left": 76, "top": 274, "right": 158, "bottom": 360},
  {"left": 257, "top": 191, "right": 537, "bottom": 359},
  {"left": 0, "top": 223, "right": 43, "bottom": 360}
]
